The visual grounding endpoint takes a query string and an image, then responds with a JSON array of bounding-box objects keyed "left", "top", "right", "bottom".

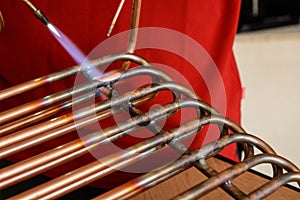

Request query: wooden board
[{"left": 132, "top": 157, "right": 300, "bottom": 199}]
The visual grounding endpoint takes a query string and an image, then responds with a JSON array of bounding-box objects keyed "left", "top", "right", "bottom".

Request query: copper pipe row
[
  {"left": 94, "top": 133, "right": 277, "bottom": 200},
  {"left": 0, "top": 98, "right": 232, "bottom": 189},
  {"left": 1, "top": 70, "right": 255, "bottom": 198}
]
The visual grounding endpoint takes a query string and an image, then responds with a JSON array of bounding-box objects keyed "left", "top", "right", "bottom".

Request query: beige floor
[{"left": 234, "top": 25, "right": 300, "bottom": 180}]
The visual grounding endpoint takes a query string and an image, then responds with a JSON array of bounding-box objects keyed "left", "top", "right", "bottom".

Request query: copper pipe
[
  {"left": 107, "top": 0, "right": 126, "bottom": 36},
  {"left": 245, "top": 172, "right": 300, "bottom": 200},
  {"left": 0, "top": 109, "right": 110, "bottom": 158},
  {"left": 0, "top": 66, "right": 78, "bottom": 101},
  {"left": 0, "top": 80, "right": 98, "bottom": 125},
  {"left": 0, "top": 112, "right": 75, "bottom": 149},
  {"left": 0, "top": 92, "right": 95, "bottom": 136},
  {"left": 127, "top": 0, "right": 141, "bottom": 53},
  {"left": 135, "top": 98, "right": 247, "bottom": 199},
  {"left": 174, "top": 154, "right": 299, "bottom": 200},
  {"left": 94, "top": 133, "right": 276, "bottom": 200},
  {"left": 115, "top": 83, "right": 248, "bottom": 199},
  {"left": 0, "top": 104, "right": 64, "bottom": 136},
  {"left": 120, "top": 0, "right": 142, "bottom": 70}
]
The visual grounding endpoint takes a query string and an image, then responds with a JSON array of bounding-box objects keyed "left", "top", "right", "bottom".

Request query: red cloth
[{"left": 0, "top": 0, "right": 242, "bottom": 188}]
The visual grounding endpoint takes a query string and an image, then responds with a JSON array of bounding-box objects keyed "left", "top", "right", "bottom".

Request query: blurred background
[{"left": 235, "top": 0, "right": 300, "bottom": 181}]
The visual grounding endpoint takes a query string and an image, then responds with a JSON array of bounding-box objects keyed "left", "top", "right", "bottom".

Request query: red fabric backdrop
[{"left": 0, "top": 0, "right": 242, "bottom": 188}]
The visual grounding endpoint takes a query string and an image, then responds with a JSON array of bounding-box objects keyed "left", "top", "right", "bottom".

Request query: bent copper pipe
[
  {"left": 173, "top": 154, "right": 299, "bottom": 200},
  {"left": 94, "top": 133, "right": 276, "bottom": 200},
  {"left": 0, "top": 52, "right": 149, "bottom": 101},
  {"left": 244, "top": 172, "right": 300, "bottom": 200}
]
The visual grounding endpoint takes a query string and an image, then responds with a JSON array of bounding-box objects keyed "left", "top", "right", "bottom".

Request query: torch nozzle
[
  {"left": 34, "top": 9, "right": 50, "bottom": 25},
  {"left": 22, "top": 0, "right": 50, "bottom": 25}
]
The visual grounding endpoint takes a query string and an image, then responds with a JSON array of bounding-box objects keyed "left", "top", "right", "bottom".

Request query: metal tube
[
  {"left": 22, "top": 0, "right": 38, "bottom": 12},
  {"left": 174, "top": 154, "right": 299, "bottom": 200},
  {"left": 120, "top": 0, "right": 142, "bottom": 70},
  {"left": 0, "top": 66, "right": 78, "bottom": 101},
  {"left": 127, "top": 0, "right": 141, "bottom": 53},
  {"left": 0, "top": 110, "right": 110, "bottom": 159},
  {"left": 0, "top": 92, "right": 95, "bottom": 136},
  {"left": 244, "top": 172, "right": 300, "bottom": 200},
  {"left": 0, "top": 104, "right": 63, "bottom": 136},
  {"left": 107, "top": 0, "right": 126, "bottom": 37},
  {"left": 0, "top": 113, "right": 75, "bottom": 149},
  {"left": 0, "top": 80, "right": 99, "bottom": 125},
  {"left": 94, "top": 133, "right": 276, "bottom": 200}
]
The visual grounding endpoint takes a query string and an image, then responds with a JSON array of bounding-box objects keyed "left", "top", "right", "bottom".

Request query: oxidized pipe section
[{"left": 0, "top": 52, "right": 299, "bottom": 199}]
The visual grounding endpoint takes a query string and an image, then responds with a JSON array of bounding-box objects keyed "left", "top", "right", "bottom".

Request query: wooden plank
[{"left": 132, "top": 157, "right": 300, "bottom": 199}]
